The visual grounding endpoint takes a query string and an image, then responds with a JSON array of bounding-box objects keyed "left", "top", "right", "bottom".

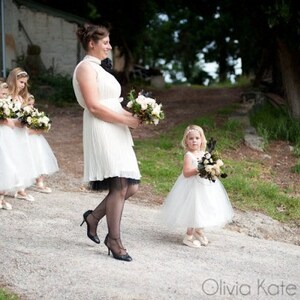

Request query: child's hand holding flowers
[
  {"left": 126, "top": 89, "right": 165, "bottom": 125},
  {"left": 18, "top": 105, "right": 52, "bottom": 132},
  {"left": 197, "top": 138, "right": 227, "bottom": 182}
]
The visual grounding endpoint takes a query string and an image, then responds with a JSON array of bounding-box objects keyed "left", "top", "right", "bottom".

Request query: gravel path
[{"left": 1, "top": 189, "right": 299, "bottom": 300}]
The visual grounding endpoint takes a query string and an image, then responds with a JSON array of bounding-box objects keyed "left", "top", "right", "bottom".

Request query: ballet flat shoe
[
  {"left": 15, "top": 192, "right": 35, "bottom": 202},
  {"left": 182, "top": 234, "right": 201, "bottom": 248},
  {"left": 194, "top": 232, "right": 209, "bottom": 246}
]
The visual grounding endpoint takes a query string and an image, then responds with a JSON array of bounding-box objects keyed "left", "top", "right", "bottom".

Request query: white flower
[
  {"left": 216, "top": 159, "right": 224, "bottom": 167},
  {"left": 213, "top": 165, "right": 221, "bottom": 176},
  {"left": 152, "top": 103, "right": 162, "bottom": 117},
  {"left": 4, "top": 107, "right": 10, "bottom": 116},
  {"left": 204, "top": 152, "right": 211, "bottom": 159},
  {"left": 144, "top": 97, "right": 156, "bottom": 106},
  {"left": 205, "top": 165, "right": 213, "bottom": 172},
  {"left": 136, "top": 95, "right": 149, "bottom": 110},
  {"left": 153, "top": 118, "right": 159, "bottom": 125},
  {"left": 23, "top": 106, "right": 33, "bottom": 113},
  {"left": 41, "top": 116, "right": 49, "bottom": 124},
  {"left": 127, "top": 101, "right": 133, "bottom": 108},
  {"left": 26, "top": 116, "right": 32, "bottom": 124}
]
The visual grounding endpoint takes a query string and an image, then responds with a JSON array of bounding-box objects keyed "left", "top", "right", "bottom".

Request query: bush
[{"left": 30, "top": 73, "right": 76, "bottom": 107}]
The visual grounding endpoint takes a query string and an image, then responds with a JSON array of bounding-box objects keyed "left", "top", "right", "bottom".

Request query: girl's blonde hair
[
  {"left": 6, "top": 67, "right": 30, "bottom": 103},
  {"left": 181, "top": 124, "right": 207, "bottom": 152}
]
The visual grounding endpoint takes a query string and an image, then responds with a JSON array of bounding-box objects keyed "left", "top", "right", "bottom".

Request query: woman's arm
[
  {"left": 76, "top": 63, "right": 139, "bottom": 129},
  {"left": 182, "top": 153, "right": 199, "bottom": 178}
]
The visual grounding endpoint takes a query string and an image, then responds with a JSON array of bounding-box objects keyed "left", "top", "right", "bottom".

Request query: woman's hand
[{"left": 127, "top": 115, "right": 140, "bottom": 129}]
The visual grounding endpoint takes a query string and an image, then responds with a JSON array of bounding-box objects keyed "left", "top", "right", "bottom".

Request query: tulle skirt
[
  {"left": 28, "top": 134, "right": 59, "bottom": 176},
  {"left": 161, "top": 174, "right": 234, "bottom": 229},
  {"left": 0, "top": 125, "right": 37, "bottom": 192}
]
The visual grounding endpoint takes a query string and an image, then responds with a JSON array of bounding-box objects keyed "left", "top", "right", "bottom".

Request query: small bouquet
[
  {"left": 18, "top": 105, "right": 52, "bottom": 132},
  {"left": 126, "top": 89, "right": 165, "bottom": 125},
  {"left": 0, "top": 97, "right": 22, "bottom": 120},
  {"left": 197, "top": 138, "right": 227, "bottom": 182}
]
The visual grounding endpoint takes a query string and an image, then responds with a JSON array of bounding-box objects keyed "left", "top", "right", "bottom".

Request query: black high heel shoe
[
  {"left": 80, "top": 210, "right": 100, "bottom": 244},
  {"left": 104, "top": 234, "right": 132, "bottom": 262}
]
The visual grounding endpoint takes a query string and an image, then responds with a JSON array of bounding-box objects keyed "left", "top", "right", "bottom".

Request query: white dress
[
  {"left": 0, "top": 124, "right": 37, "bottom": 192},
  {"left": 161, "top": 151, "right": 234, "bottom": 229},
  {"left": 72, "top": 55, "right": 141, "bottom": 183},
  {"left": 28, "top": 133, "right": 59, "bottom": 177}
]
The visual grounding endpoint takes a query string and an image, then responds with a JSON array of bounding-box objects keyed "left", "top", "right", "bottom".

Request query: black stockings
[{"left": 87, "top": 178, "right": 138, "bottom": 253}]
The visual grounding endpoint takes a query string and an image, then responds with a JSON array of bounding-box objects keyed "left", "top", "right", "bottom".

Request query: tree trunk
[
  {"left": 277, "top": 39, "right": 300, "bottom": 119},
  {"left": 218, "top": 37, "right": 227, "bottom": 82}
]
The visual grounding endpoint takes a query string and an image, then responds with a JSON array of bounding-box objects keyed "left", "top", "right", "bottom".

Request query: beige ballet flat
[
  {"left": 32, "top": 183, "right": 52, "bottom": 194},
  {"left": 0, "top": 195, "right": 12, "bottom": 210},
  {"left": 15, "top": 192, "right": 35, "bottom": 202},
  {"left": 194, "top": 231, "right": 209, "bottom": 246},
  {"left": 2, "top": 200, "right": 12, "bottom": 210},
  {"left": 182, "top": 234, "right": 201, "bottom": 248}
]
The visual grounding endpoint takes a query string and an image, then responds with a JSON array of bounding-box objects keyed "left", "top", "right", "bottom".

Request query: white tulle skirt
[
  {"left": 0, "top": 125, "right": 37, "bottom": 192},
  {"left": 161, "top": 174, "right": 234, "bottom": 229},
  {"left": 28, "top": 134, "right": 59, "bottom": 176}
]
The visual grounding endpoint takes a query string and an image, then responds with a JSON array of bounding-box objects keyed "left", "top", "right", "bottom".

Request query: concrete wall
[{"left": 4, "top": 0, "right": 84, "bottom": 75}]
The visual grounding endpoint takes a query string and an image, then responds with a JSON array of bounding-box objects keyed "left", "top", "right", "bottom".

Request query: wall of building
[{"left": 4, "top": 0, "right": 84, "bottom": 76}]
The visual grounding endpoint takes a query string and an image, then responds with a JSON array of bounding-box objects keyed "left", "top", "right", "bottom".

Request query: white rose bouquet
[
  {"left": 126, "top": 89, "right": 165, "bottom": 125},
  {"left": 0, "top": 97, "right": 22, "bottom": 120},
  {"left": 197, "top": 138, "right": 227, "bottom": 182},
  {"left": 18, "top": 105, "right": 52, "bottom": 132}
]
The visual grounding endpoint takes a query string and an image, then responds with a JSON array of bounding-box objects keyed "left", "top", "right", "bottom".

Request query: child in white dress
[
  {"left": 0, "top": 80, "right": 36, "bottom": 208},
  {"left": 25, "top": 94, "right": 59, "bottom": 193},
  {"left": 161, "top": 124, "right": 234, "bottom": 248},
  {"left": 6, "top": 67, "right": 58, "bottom": 198}
]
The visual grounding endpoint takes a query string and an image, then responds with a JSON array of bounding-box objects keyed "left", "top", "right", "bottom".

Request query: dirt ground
[{"left": 42, "top": 85, "right": 300, "bottom": 244}]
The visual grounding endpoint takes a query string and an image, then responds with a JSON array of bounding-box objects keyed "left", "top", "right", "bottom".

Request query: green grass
[
  {"left": 0, "top": 288, "right": 18, "bottom": 300},
  {"left": 135, "top": 110, "right": 300, "bottom": 224}
]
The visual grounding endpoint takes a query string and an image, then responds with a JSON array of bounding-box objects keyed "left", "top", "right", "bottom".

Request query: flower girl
[
  {"left": 6, "top": 67, "right": 58, "bottom": 197},
  {"left": 22, "top": 94, "right": 59, "bottom": 193},
  {"left": 0, "top": 80, "right": 36, "bottom": 209},
  {"left": 161, "top": 125, "right": 234, "bottom": 248}
]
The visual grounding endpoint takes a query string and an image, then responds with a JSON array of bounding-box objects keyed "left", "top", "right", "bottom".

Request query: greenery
[
  {"left": 134, "top": 109, "right": 300, "bottom": 224},
  {"left": 0, "top": 288, "right": 18, "bottom": 300},
  {"left": 249, "top": 101, "right": 300, "bottom": 173},
  {"left": 30, "top": 74, "right": 76, "bottom": 107}
]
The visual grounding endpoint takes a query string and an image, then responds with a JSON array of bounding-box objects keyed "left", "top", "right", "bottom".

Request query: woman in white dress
[
  {"left": 73, "top": 24, "right": 141, "bottom": 262},
  {"left": 161, "top": 125, "right": 234, "bottom": 248}
]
